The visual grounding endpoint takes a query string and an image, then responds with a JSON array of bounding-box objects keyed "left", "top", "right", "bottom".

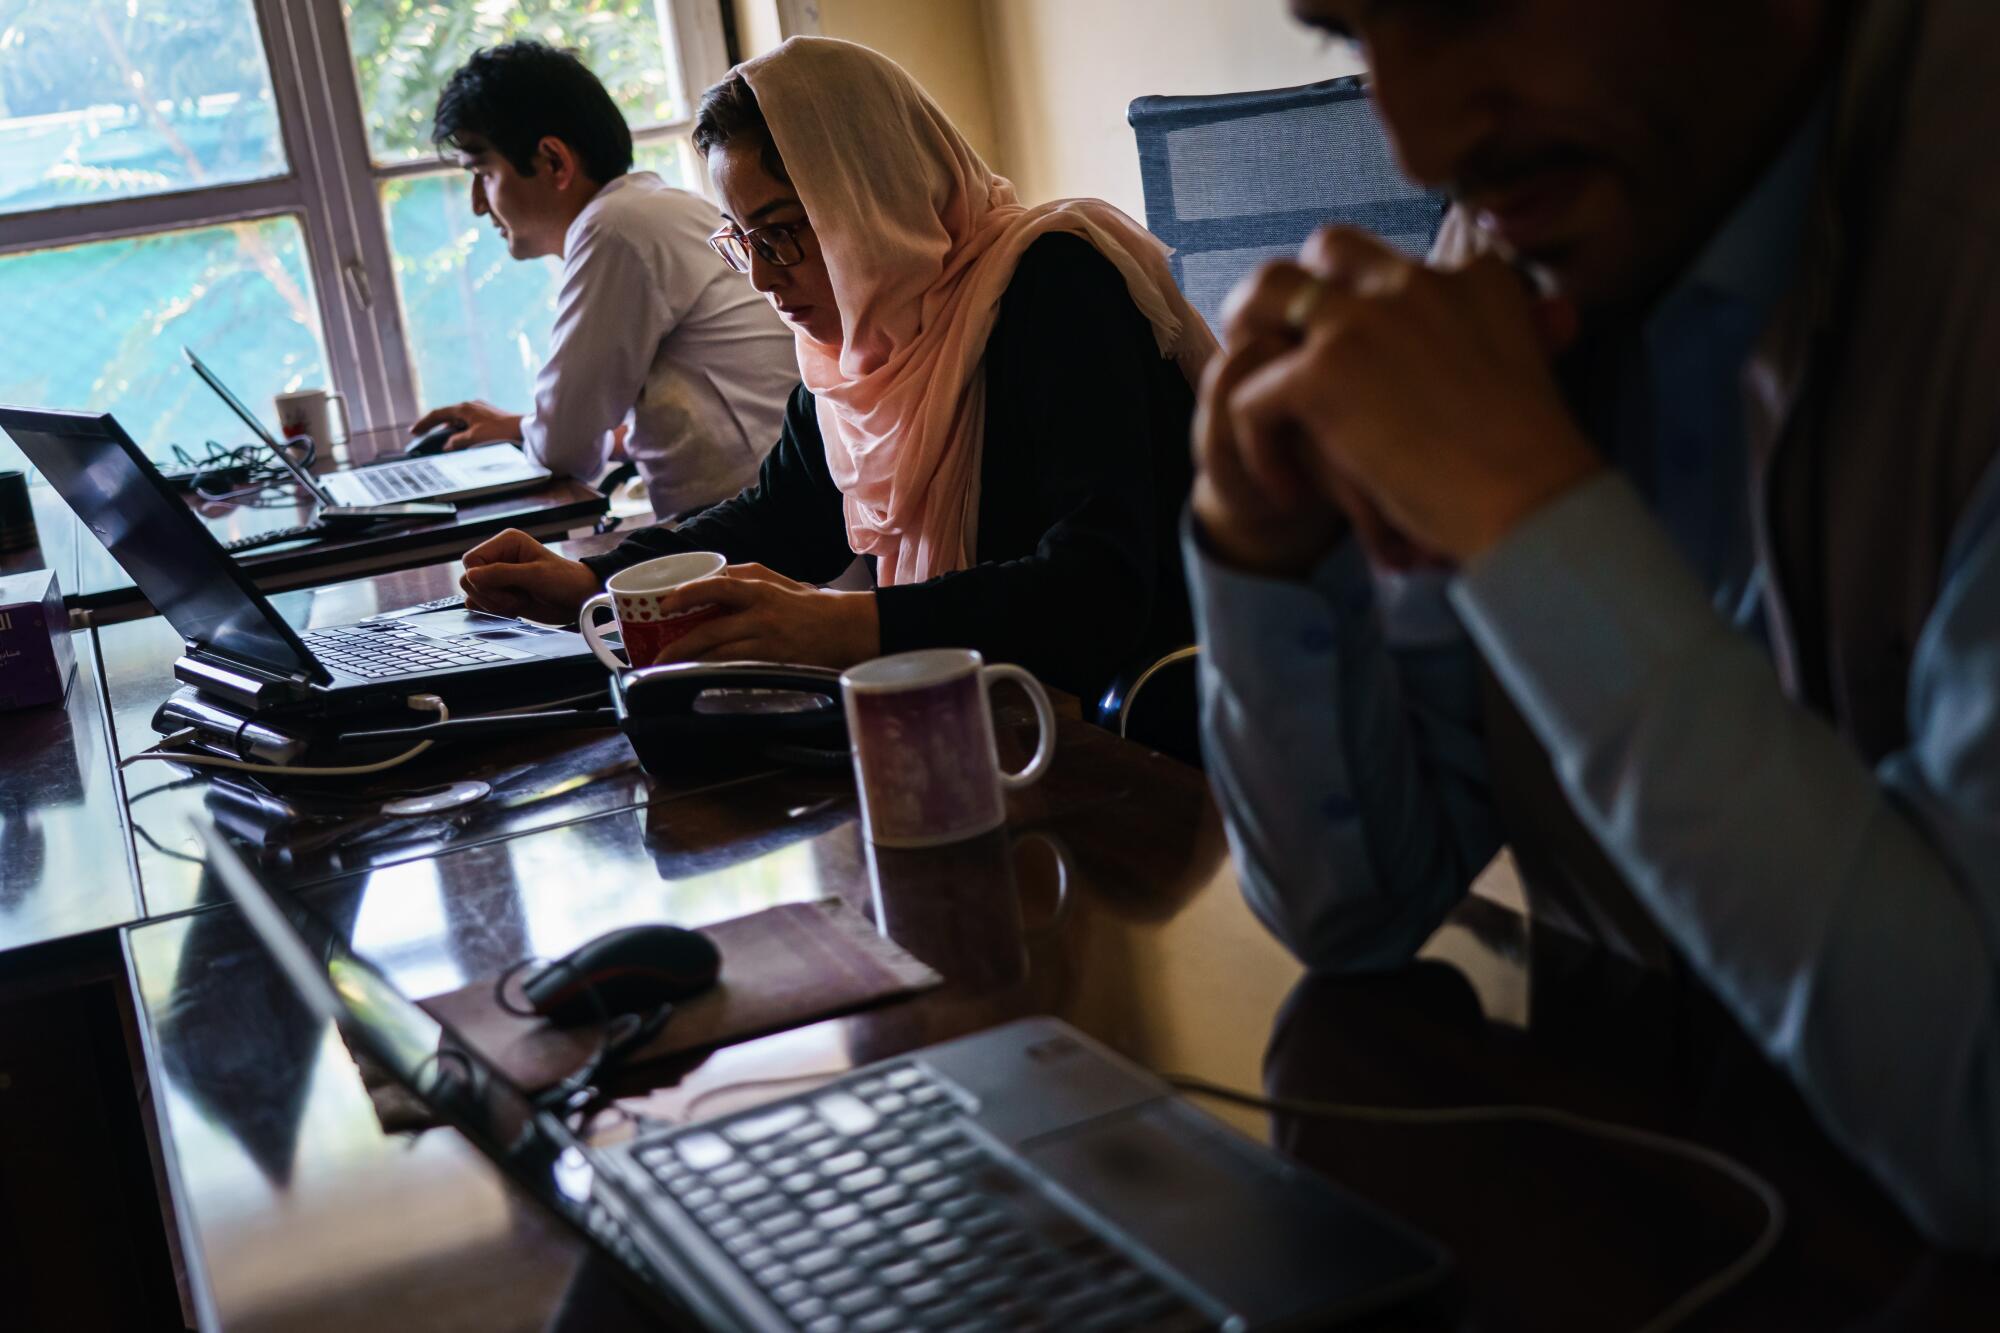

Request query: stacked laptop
[{"left": 0, "top": 405, "right": 602, "bottom": 727}]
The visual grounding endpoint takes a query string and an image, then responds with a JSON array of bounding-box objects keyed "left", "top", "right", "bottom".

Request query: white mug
[
  {"left": 840, "top": 648, "right": 1056, "bottom": 847},
  {"left": 274, "top": 388, "right": 349, "bottom": 450},
  {"left": 579, "top": 552, "right": 728, "bottom": 671}
]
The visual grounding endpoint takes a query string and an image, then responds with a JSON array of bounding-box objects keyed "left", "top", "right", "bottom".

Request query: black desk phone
[
  {"left": 612, "top": 661, "right": 849, "bottom": 772},
  {"left": 338, "top": 661, "right": 850, "bottom": 771},
  {"left": 155, "top": 662, "right": 850, "bottom": 782}
]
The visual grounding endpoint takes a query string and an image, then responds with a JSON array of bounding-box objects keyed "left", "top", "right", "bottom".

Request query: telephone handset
[
  {"left": 613, "top": 661, "right": 850, "bottom": 772},
  {"left": 327, "top": 662, "right": 851, "bottom": 773}
]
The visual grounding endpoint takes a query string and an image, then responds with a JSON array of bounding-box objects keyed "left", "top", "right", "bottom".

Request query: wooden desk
[
  {"left": 1, "top": 626, "right": 184, "bottom": 1331},
  {"left": 98, "top": 551, "right": 1271, "bottom": 1331},
  {"left": 1, "top": 629, "right": 143, "bottom": 957},
  {"left": 100, "top": 561, "right": 2000, "bottom": 1332},
  {"left": 1267, "top": 906, "right": 2000, "bottom": 1331},
  {"left": 124, "top": 729, "right": 1255, "bottom": 1333},
  {"left": 0, "top": 536, "right": 625, "bottom": 1331}
]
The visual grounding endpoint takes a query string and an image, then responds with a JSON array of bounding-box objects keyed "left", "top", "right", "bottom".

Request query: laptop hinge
[{"left": 174, "top": 654, "right": 310, "bottom": 712}]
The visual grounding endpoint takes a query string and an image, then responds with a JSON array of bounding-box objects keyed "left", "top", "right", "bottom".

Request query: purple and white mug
[{"left": 840, "top": 648, "right": 1056, "bottom": 847}]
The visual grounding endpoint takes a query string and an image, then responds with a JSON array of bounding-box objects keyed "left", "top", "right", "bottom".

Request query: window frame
[{"left": 0, "top": 0, "right": 732, "bottom": 459}]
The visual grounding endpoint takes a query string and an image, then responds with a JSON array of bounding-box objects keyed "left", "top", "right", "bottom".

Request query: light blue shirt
[{"left": 1187, "top": 103, "right": 2000, "bottom": 1247}]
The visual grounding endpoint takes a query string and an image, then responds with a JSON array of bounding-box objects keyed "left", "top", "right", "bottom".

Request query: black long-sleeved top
[{"left": 582, "top": 233, "right": 1197, "bottom": 702}]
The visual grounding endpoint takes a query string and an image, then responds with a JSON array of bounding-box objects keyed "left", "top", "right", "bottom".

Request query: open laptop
[
  {"left": 1, "top": 406, "right": 599, "bottom": 718},
  {"left": 185, "top": 346, "right": 551, "bottom": 508},
  {"left": 198, "top": 820, "right": 1452, "bottom": 1332}
]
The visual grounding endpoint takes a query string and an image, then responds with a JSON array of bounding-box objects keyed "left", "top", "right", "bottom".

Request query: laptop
[
  {"left": 198, "top": 821, "right": 1452, "bottom": 1332},
  {"left": 1, "top": 406, "right": 600, "bottom": 718},
  {"left": 185, "top": 346, "right": 551, "bottom": 508}
]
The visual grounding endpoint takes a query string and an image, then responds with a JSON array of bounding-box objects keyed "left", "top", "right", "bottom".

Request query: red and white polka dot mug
[{"left": 578, "top": 551, "right": 727, "bottom": 671}]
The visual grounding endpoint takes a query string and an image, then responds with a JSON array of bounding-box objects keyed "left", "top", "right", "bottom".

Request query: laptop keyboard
[
  {"left": 362, "top": 595, "right": 469, "bottom": 623},
  {"left": 634, "top": 1064, "right": 1214, "bottom": 1333},
  {"left": 303, "top": 624, "right": 509, "bottom": 679},
  {"left": 352, "top": 458, "right": 452, "bottom": 502}
]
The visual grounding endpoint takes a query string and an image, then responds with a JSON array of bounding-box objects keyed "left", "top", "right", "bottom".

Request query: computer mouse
[
  {"left": 406, "top": 419, "right": 465, "bottom": 456},
  {"left": 522, "top": 924, "right": 721, "bottom": 1026}
]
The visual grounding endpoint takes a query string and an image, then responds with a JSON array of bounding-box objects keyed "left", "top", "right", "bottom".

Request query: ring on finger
[{"left": 1282, "top": 275, "right": 1329, "bottom": 332}]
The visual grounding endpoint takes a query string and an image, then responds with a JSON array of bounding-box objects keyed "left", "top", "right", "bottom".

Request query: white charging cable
[
  {"left": 120, "top": 694, "right": 449, "bottom": 778},
  {"left": 1166, "top": 1075, "right": 1785, "bottom": 1333}
]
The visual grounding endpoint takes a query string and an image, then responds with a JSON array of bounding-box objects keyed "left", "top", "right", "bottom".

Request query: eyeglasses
[{"left": 708, "top": 219, "right": 811, "bottom": 273}]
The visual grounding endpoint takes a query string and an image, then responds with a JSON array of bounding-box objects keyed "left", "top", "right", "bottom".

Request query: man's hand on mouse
[
  {"left": 411, "top": 399, "right": 523, "bottom": 452},
  {"left": 460, "top": 528, "right": 598, "bottom": 624},
  {"left": 1199, "top": 226, "right": 1597, "bottom": 570}
]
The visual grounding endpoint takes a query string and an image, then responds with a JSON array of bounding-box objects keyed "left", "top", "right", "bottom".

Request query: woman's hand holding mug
[{"left": 579, "top": 552, "right": 730, "bottom": 670}]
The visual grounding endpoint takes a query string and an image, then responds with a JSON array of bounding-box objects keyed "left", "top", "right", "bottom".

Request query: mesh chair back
[{"left": 1128, "top": 77, "right": 1448, "bottom": 332}]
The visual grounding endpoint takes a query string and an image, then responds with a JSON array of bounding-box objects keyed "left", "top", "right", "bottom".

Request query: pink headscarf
[{"left": 737, "top": 38, "right": 1218, "bottom": 586}]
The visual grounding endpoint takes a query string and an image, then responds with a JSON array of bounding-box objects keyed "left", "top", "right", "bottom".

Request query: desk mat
[{"left": 357, "top": 898, "right": 939, "bottom": 1131}]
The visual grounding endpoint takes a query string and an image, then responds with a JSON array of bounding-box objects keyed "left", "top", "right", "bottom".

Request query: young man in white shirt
[{"left": 412, "top": 41, "right": 798, "bottom": 519}]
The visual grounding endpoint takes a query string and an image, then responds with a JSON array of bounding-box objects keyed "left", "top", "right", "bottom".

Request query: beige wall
[
  {"left": 732, "top": 0, "right": 1361, "bottom": 220},
  {"left": 734, "top": 0, "right": 1002, "bottom": 168},
  {"left": 731, "top": 0, "right": 787, "bottom": 59},
  {"left": 980, "top": 0, "right": 1364, "bottom": 217}
]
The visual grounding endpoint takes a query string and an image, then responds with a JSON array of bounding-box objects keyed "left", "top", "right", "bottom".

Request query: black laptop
[
  {"left": 1, "top": 406, "right": 600, "bottom": 718},
  {"left": 197, "top": 818, "right": 1452, "bottom": 1332}
]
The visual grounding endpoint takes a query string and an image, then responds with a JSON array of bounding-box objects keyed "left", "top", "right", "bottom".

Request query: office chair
[
  {"left": 1126, "top": 74, "right": 1449, "bottom": 333},
  {"left": 1096, "top": 646, "right": 1202, "bottom": 767},
  {"left": 1104, "top": 77, "right": 1449, "bottom": 766}
]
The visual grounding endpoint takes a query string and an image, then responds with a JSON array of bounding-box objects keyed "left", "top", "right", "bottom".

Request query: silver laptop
[
  {"left": 198, "top": 821, "right": 1452, "bottom": 1332},
  {"left": 185, "top": 347, "right": 551, "bottom": 507}
]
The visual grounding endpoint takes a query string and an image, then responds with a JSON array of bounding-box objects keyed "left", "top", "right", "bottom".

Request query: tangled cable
[{"left": 168, "top": 436, "right": 315, "bottom": 504}]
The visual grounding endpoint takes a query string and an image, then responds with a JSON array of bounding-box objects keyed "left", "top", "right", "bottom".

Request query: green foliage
[
  {"left": 0, "top": 218, "right": 323, "bottom": 460},
  {"left": 343, "top": 0, "right": 683, "bottom": 162},
  {"left": 0, "top": 0, "right": 270, "bottom": 119},
  {"left": 0, "top": 0, "right": 692, "bottom": 465},
  {"left": 0, "top": 0, "right": 283, "bottom": 212}
]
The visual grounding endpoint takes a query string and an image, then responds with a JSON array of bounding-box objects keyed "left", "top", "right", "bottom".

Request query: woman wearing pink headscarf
[{"left": 461, "top": 37, "right": 1216, "bottom": 702}]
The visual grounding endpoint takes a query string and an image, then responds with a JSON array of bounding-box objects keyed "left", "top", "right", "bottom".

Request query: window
[
  {"left": 350, "top": 1, "right": 710, "bottom": 417},
  {"left": 0, "top": 0, "right": 729, "bottom": 471},
  {"left": 0, "top": 0, "right": 286, "bottom": 216},
  {"left": 0, "top": 219, "right": 325, "bottom": 452}
]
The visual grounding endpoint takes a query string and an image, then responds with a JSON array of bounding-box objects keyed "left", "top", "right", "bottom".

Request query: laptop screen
[
  {"left": 193, "top": 819, "right": 706, "bottom": 1329},
  {"left": 182, "top": 347, "right": 336, "bottom": 507},
  {"left": 0, "top": 408, "right": 322, "bottom": 681}
]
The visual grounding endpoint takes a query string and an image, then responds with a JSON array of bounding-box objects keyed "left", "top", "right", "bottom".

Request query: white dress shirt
[{"left": 521, "top": 171, "right": 798, "bottom": 517}]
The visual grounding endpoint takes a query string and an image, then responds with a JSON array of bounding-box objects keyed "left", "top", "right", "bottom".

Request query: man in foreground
[
  {"left": 413, "top": 41, "right": 797, "bottom": 519},
  {"left": 1190, "top": 0, "right": 2000, "bottom": 1246}
]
